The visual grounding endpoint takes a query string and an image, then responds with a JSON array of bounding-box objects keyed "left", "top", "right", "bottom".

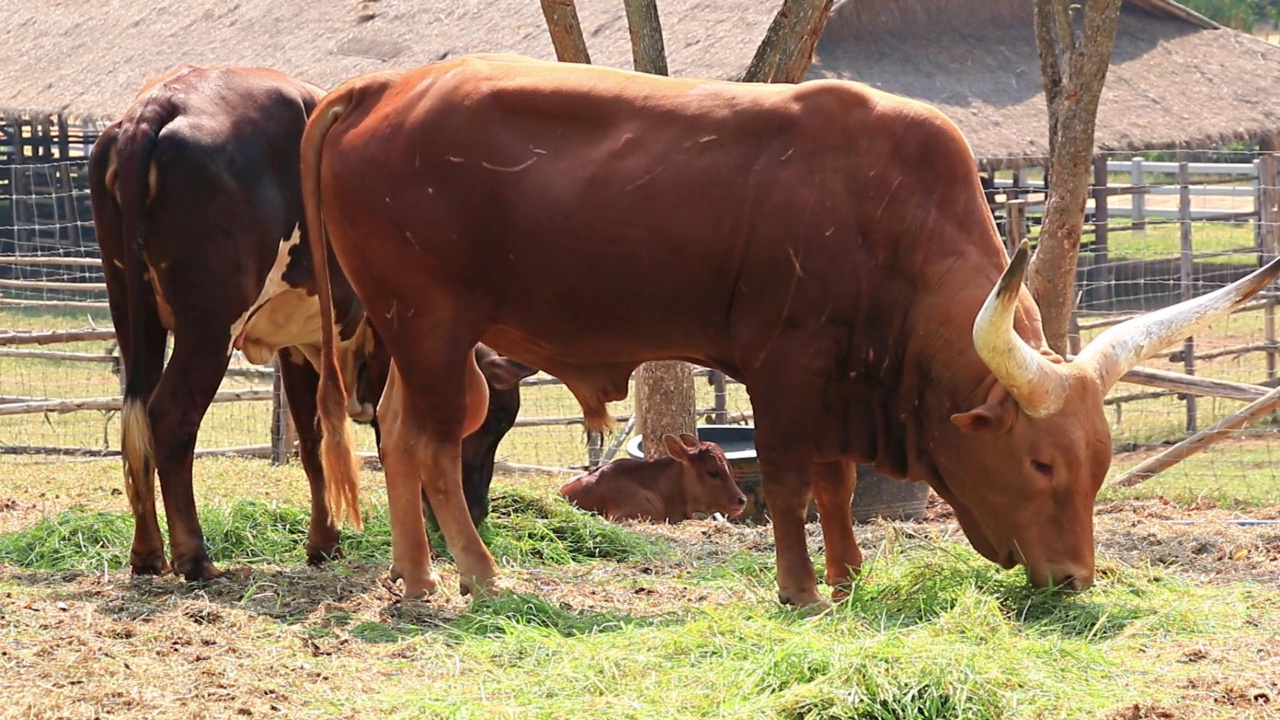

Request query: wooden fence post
[
  {"left": 1130, "top": 156, "right": 1146, "bottom": 234},
  {"left": 1090, "top": 155, "right": 1111, "bottom": 307},
  {"left": 1259, "top": 154, "right": 1279, "bottom": 385},
  {"left": 1178, "top": 158, "right": 1197, "bottom": 433},
  {"left": 711, "top": 370, "right": 729, "bottom": 424},
  {"left": 270, "top": 358, "right": 294, "bottom": 465}
]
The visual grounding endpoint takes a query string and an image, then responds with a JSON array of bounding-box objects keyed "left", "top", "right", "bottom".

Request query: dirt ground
[{"left": 2, "top": 496, "right": 1277, "bottom": 719}]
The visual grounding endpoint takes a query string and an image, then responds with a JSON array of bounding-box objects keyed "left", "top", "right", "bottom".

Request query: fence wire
[{"left": 2, "top": 149, "right": 1279, "bottom": 504}]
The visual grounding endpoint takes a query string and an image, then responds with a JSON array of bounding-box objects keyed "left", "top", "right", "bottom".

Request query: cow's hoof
[
  {"left": 172, "top": 554, "right": 222, "bottom": 583},
  {"left": 388, "top": 562, "right": 440, "bottom": 599},
  {"left": 306, "top": 542, "right": 344, "bottom": 567},
  {"left": 129, "top": 550, "right": 171, "bottom": 576},
  {"left": 458, "top": 572, "right": 500, "bottom": 598},
  {"left": 777, "top": 587, "right": 830, "bottom": 611}
]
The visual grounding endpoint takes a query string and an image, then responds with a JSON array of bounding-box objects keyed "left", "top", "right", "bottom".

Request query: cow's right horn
[
  {"left": 971, "top": 241, "right": 1069, "bottom": 419},
  {"left": 1076, "top": 256, "right": 1280, "bottom": 393}
]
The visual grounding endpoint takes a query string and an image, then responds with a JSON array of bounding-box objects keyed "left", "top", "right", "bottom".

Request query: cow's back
[{"left": 317, "top": 57, "right": 989, "bottom": 393}]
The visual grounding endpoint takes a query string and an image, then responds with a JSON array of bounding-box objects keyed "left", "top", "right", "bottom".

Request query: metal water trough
[{"left": 626, "top": 424, "right": 931, "bottom": 524}]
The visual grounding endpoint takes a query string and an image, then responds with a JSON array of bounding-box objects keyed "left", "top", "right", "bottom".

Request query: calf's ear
[
  {"left": 662, "top": 434, "right": 693, "bottom": 463},
  {"left": 678, "top": 432, "right": 699, "bottom": 448},
  {"left": 480, "top": 356, "right": 539, "bottom": 390}
]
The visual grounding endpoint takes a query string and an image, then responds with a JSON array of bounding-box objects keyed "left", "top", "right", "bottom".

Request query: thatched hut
[{"left": 808, "top": 0, "right": 1280, "bottom": 169}]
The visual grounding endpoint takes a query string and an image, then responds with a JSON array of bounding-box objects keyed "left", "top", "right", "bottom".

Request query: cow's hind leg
[
  {"left": 375, "top": 366, "right": 439, "bottom": 598},
  {"left": 278, "top": 347, "right": 342, "bottom": 565},
  {"left": 148, "top": 330, "right": 233, "bottom": 581},
  {"left": 813, "top": 459, "right": 862, "bottom": 601},
  {"left": 380, "top": 345, "right": 497, "bottom": 598}
]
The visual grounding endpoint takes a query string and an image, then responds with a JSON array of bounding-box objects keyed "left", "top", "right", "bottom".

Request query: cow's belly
[{"left": 237, "top": 288, "right": 321, "bottom": 364}]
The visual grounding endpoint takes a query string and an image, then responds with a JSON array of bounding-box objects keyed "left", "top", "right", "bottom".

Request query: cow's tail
[
  {"left": 109, "top": 107, "right": 177, "bottom": 524},
  {"left": 301, "top": 88, "right": 363, "bottom": 531}
]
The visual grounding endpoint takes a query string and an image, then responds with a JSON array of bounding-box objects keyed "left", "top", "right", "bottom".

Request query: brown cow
[
  {"left": 300, "top": 54, "right": 1280, "bottom": 606},
  {"left": 560, "top": 433, "right": 747, "bottom": 523},
  {"left": 88, "top": 65, "right": 536, "bottom": 581}
]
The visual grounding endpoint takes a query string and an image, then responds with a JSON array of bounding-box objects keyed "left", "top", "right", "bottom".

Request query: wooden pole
[
  {"left": 1178, "top": 158, "right": 1197, "bottom": 433},
  {"left": 1111, "top": 383, "right": 1280, "bottom": 487},
  {"left": 741, "top": 0, "right": 834, "bottom": 83},
  {"left": 1005, "top": 199, "right": 1026, "bottom": 257},
  {"left": 711, "top": 370, "right": 729, "bottom": 423},
  {"left": 270, "top": 358, "right": 293, "bottom": 465},
  {"left": 1259, "top": 154, "right": 1279, "bottom": 384},
  {"left": 539, "top": 0, "right": 592, "bottom": 63},
  {"left": 1090, "top": 155, "right": 1111, "bottom": 307},
  {"left": 623, "top": 0, "right": 668, "bottom": 76}
]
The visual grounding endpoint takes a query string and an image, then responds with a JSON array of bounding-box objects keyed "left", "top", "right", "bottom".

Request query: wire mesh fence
[{"left": 2, "top": 146, "right": 1280, "bottom": 504}]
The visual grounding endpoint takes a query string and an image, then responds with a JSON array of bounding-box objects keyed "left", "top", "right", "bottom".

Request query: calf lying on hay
[{"left": 560, "top": 434, "right": 748, "bottom": 523}]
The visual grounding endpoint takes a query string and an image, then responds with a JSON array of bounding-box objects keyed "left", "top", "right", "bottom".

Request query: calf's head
[
  {"left": 663, "top": 433, "right": 748, "bottom": 518},
  {"left": 932, "top": 243, "right": 1280, "bottom": 591}
]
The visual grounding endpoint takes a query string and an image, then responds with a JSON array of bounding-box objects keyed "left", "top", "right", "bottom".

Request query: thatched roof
[
  {"left": 0, "top": 0, "right": 773, "bottom": 122},
  {"left": 3, "top": 0, "right": 1278, "bottom": 168},
  {"left": 808, "top": 0, "right": 1280, "bottom": 168}
]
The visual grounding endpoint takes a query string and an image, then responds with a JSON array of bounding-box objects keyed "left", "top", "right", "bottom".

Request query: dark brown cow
[
  {"left": 88, "top": 65, "right": 535, "bottom": 581},
  {"left": 300, "top": 54, "right": 1280, "bottom": 606},
  {"left": 560, "top": 433, "right": 747, "bottom": 523}
]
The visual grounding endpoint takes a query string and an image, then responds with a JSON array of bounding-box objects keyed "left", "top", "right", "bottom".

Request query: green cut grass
[
  {"left": 339, "top": 537, "right": 1275, "bottom": 720},
  {"left": 0, "top": 487, "right": 666, "bottom": 572}
]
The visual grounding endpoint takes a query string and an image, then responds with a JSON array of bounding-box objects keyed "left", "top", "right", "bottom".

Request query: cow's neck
[{"left": 902, "top": 241, "right": 1051, "bottom": 485}]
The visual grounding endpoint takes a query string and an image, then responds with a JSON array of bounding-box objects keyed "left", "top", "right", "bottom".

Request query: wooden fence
[{"left": 4, "top": 148, "right": 1280, "bottom": 476}]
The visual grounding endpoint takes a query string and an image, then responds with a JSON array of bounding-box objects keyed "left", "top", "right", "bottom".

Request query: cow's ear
[
  {"left": 480, "top": 356, "right": 539, "bottom": 390},
  {"left": 678, "top": 432, "right": 699, "bottom": 448},
  {"left": 950, "top": 384, "right": 1016, "bottom": 435},
  {"left": 662, "top": 434, "right": 692, "bottom": 463}
]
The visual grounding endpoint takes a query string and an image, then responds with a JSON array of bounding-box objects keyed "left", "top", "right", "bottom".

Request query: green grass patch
[
  {"left": 0, "top": 487, "right": 664, "bottom": 572},
  {"left": 345, "top": 538, "right": 1275, "bottom": 720}
]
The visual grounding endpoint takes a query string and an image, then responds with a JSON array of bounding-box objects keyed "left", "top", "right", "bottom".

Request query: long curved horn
[
  {"left": 971, "top": 241, "right": 1069, "bottom": 419},
  {"left": 1077, "top": 256, "right": 1280, "bottom": 392}
]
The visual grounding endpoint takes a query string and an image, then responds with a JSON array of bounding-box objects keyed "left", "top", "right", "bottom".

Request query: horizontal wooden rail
[
  {"left": 0, "top": 278, "right": 106, "bottom": 291},
  {"left": 0, "top": 255, "right": 103, "bottom": 266},
  {"left": 0, "top": 388, "right": 273, "bottom": 416},
  {"left": 0, "top": 297, "right": 110, "bottom": 310},
  {"left": 0, "top": 328, "right": 117, "bottom": 345}
]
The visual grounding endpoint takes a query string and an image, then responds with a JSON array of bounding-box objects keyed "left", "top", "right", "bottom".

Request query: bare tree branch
[
  {"left": 539, "top": 0, "right": 592, "bottom": 64},
  {"left": 623, "top": 0, "right": 669, "bottom": 76},
  {"left": 742, "top": 0, "right": 834, "bottom": 84}
]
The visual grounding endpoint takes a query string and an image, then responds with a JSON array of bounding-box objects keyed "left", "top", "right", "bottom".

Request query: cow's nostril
[
  {"left": 1055, "top": 574, "right": 1090, "bottom": 592},
  {"left": 735, "top": 495, "right": 747, "bottom": 507}
]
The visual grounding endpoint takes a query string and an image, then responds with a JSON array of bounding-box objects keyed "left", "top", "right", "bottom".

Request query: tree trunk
[
  {"left": 621, "top": 0, "right": 694, "bottom": 453},
  {"left": 623, "top": 0, "right": 669, "bottom": 76},
  {"left": 635, "top": 361, "right": 697, "bottom": 459},
  {"left": 1028, "top": 0, "right": 1123, "bottom": 355},
  {"left": 741, "top": 0, "right": 834, "bottom": 83},
  {"left": 539, "top": 0, "right": 592, "bottom": 63}
]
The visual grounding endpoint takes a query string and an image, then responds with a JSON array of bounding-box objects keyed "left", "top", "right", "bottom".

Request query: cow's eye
[
  {"left": 707, "top": 470, "right": 721, "bottom": 479},
  {"left": 1032, "top": 460, "right": 1053, "bottom": 479}
]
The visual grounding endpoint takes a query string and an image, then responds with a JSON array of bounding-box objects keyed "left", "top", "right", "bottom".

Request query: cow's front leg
[
  {"left": 278, "top": 348, "right": 343, "bottom": 565},
  {"left": 813, "top": 459, "right": 862, "bottom": 600}
]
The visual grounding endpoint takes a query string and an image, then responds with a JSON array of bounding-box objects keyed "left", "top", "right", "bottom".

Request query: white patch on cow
[{"left": 228, "top": 227, "right": 303, "bottom": 360}]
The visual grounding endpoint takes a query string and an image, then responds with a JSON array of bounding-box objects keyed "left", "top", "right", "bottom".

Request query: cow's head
[
  {"left": 457, "top": 346, "right": 540, "bottom": 527},
  {"left": 663, "top": 433, "right": 748, "bottom": 518},
  {"left": 933, "top": 243, "right": 1280, "bottom": 591}
]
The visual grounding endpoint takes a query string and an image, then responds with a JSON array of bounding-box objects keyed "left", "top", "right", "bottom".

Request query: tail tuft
[{"left": 121, "top": 398, "right": 156, "bottom": 515}]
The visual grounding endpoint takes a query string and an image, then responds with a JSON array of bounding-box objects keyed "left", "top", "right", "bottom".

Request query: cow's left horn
[
  {"left": 972, "top": 241, "right": 1069, "bottom": 419},
  {"left": 1077, "top": 256, "right": 1280, "bottom": 392}
]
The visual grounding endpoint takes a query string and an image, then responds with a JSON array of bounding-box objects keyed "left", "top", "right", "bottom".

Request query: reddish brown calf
[{"left": 560, "top": 434, "right": 747, "bottom": 523}]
